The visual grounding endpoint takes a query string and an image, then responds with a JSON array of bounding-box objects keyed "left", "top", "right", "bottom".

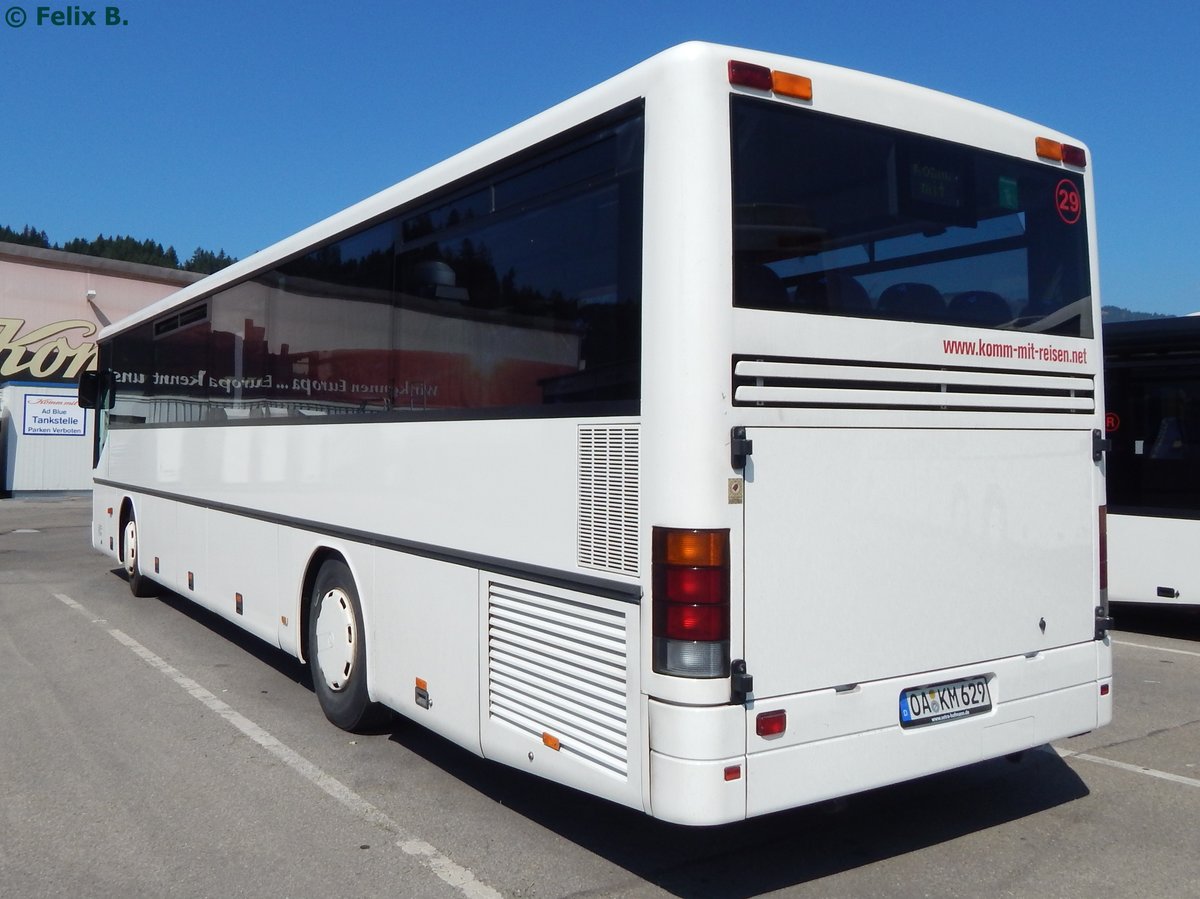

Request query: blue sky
[{"left": 2, "top": 0, "right": 1197, "bottom": 315}]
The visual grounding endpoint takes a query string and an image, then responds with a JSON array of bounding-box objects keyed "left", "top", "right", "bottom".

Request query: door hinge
[
  {"left": 1093, "top": 429, "right": 1111, "bottom": 462},
  {"left": 730, "top": 658, "right": 753, "bottom": 704},
  {"left": 731, "top": 426, "right": 753, "bottom": 470},
  {"left": 1094, "top": 605, "right": 1116, "bottom": 640}
]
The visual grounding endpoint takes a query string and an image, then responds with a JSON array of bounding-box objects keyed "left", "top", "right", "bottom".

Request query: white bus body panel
[
  {"left": 1108, "top": 513, "right": 1200, "bottom": 607},
  {"left": 743, "top": 427, "right": 1097, "bottom": 698}
]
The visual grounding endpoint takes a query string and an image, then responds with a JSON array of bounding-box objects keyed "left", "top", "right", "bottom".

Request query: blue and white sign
[{"left": 22, "top": 393, "right": 87, "bottom": 437}]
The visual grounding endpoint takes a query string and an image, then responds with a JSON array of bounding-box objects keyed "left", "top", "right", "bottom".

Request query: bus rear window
[{"left": 731, "top": 96, "right": 1093, "bottom": 338}]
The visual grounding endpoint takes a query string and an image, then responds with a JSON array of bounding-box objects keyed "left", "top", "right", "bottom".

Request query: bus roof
[{"left": 99, "top": 41, "right": 1084, "bottom": 343}]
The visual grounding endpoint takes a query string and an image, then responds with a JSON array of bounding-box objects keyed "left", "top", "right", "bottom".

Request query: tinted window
[
  {"left": 732, "top": 96, "right": 1093, "bottom": 337},
  {"left": 1107, "top": 356, "right": 1200, "bottom": 517},
  {"left": 107, "top": 105, "right": 643, "bottom": 426}
]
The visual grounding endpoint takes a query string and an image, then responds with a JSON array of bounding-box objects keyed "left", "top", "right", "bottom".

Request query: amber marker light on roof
[
  {"left": 772, "top": 71, "right": 813, "bottom": 100},
  {"left": 1036, "top": 137, "right": 1063, "bottom": 161}
]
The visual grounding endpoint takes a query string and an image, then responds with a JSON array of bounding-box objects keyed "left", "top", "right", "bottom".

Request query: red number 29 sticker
[{"left": 1056, "top": 179, "right": 1082, "bottom": 225}]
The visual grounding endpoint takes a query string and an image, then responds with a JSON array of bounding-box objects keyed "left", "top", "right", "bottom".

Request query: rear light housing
[
  {"left": 1036, "top": 136, "right": 1087, "bottom": 169},
  {"left": 728, "top": 60, "right": 813, "bottom": 101},
  {"left": 653, "top": 527, "right": 730, "bottom": 677}
]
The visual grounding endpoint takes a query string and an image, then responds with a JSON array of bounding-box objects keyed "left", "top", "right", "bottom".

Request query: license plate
[{"left": 899, "top": 676, "right": 991, "bottom": 728}]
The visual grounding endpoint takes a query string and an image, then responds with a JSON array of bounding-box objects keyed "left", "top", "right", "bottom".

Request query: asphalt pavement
[{"left": 2, "top": 494, "right": 1197, "bottom": 898}]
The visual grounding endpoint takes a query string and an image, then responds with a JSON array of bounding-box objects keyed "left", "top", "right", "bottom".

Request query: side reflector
[
  {"left": 1100, "top": 683, "right": 1110, "bottom": 696},
  {"left": 724, "top": 765, "right": 742, "bottom": 782},
  {"left": 542, "top": 732, "right": 561, "bottom": 751},
  {"left": 756, "top": 709, "right": 787, "bottom": 737}
]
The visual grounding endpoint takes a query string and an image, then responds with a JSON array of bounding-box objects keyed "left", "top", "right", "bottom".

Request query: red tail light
[{"left": 653, "top": 527, "right": 730, "bottom": 677}]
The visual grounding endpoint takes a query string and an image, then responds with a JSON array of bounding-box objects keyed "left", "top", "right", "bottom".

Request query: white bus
[
  {"left": 79, "top": 42, "right": 1112, "bottom": 825},
  {"left": 1104, "top": 316, "right": 1200, "bottom": 608}
]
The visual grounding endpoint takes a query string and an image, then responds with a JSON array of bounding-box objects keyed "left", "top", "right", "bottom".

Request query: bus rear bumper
[
  {"left": 647, "top": 641, "right": 1110, "bottom": 824},
  {"left": 744, "top": 642, "right": 1111, "bottom": 819}
]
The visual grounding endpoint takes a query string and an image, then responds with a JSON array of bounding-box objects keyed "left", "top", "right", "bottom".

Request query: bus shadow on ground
[
  {"left": 389, "top": 717, "right": 1090, "bottom": 897},
  {"left": 111, "top": 568, "right": 316, "bottom": 691}
]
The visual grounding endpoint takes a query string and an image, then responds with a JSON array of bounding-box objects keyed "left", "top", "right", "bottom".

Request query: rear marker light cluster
[
  {"left": 1036, "top": 136, "right": 1087, "bottom": 169},
  {"left": 652, "top": 527, "right": 730, "bottom": 678},
  {"left": 728, "top": 60, "right": 813, "bottom": 101}
]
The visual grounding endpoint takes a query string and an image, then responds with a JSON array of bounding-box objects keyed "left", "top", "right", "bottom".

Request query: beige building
[{"left": 0, "top": 242, "right": 202, "bottom": 493}]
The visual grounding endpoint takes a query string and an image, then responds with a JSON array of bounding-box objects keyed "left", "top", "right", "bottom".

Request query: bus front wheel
[{"left": 307, "top": 559, "right": 390, "bottom": 732}]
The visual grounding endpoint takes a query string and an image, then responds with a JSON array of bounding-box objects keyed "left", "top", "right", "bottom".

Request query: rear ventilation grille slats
[
  {"left": 733, "top": 357, "right": 1095, "bottom": 413},
  {"left": 488, "top": 583, "right": 630, "bottom": 778}
]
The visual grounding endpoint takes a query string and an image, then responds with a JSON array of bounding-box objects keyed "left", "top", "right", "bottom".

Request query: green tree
[
  {"left": 184, "top": 247, "right": 237, "bottom": 274},
  {"left": 0, "top": 224, "right": 51, "bottom": 248}
]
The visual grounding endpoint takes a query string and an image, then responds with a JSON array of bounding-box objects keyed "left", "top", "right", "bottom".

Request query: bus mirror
[
  {"left": 78, "top": 371, "right": 115, "bottom": 410},
  {"left": 78, "top": 372, "right": 99, "bottom": 409}
]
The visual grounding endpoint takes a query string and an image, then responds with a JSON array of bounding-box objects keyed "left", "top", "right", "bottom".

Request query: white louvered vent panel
[
  {"left": 578, "top": 425, "right": 639, "bottom": 575},
  {"left": 488, "top": 583, "right": 629, "bottom": 778},
  {"left": 733, "top": 358, "right": 1095, "bottom": 413}
]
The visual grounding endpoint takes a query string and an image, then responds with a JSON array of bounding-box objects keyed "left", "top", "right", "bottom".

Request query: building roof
[{"left": 0, "top": 241, "right": 205, "bottom": 287}]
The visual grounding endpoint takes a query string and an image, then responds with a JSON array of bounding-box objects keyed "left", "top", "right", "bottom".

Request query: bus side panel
[
  {"left": 1109, "top": 513, "right": 1200, "bottom": 607},
  {"left": 136, "top": 493, "right": 176, "bottom": 592},
  {"left": 369, "top": 550, "right": 482, "bottom": 754},
  {"left": 204, "top": 508, "right": 281, "bottom": 646},
  {"left": 478, "top": 574, "right": 644, "bottom": 812}
]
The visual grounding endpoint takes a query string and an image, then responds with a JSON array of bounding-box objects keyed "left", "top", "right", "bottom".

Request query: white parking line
[
  {"left": 1113, "top": 638, "right": 1200, "bottom": 659},
  {"left": 1054, "top": 746, "right": 1200, "bottom": 789},
  {"left": 54, "top": 593, "right": 502, "bottom": 899}
]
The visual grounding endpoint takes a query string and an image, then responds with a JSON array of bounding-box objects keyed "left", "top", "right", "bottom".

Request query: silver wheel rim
[
  {"left": 123, "top": 520, "right": 138, "bottom": 578},
  {"left": 314, "top": 588, "right": 356, "bottom": 692}
]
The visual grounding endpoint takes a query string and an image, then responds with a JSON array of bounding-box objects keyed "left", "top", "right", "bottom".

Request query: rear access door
[{"left": 742, "top": 426, "right": 1096, "bottom": 699}]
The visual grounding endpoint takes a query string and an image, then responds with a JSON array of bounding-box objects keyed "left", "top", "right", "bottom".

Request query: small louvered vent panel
[
  {"left": 578, "top": 425, "right": 639, "bottom": 574},
  {"left": 488, "top": 583, "right": 629, "bottom": 777},
  {"left": 734, "top": 358, "right": 1095, "bottom": 413}
]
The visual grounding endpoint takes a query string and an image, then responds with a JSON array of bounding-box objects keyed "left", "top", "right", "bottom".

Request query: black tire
[
  {"left": 122, "top": 514, "right": 156, "bottom": 597},
  {"left": 307, "top": 559, "right": 390, "bottom": 732}
]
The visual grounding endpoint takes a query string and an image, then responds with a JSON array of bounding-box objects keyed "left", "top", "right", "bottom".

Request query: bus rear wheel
[
  {"left": 122, "top": 514, "right": 156, "bottom": 597},
  {"left": 307, "top": 559, "right": 390, "bottom": 732}
]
